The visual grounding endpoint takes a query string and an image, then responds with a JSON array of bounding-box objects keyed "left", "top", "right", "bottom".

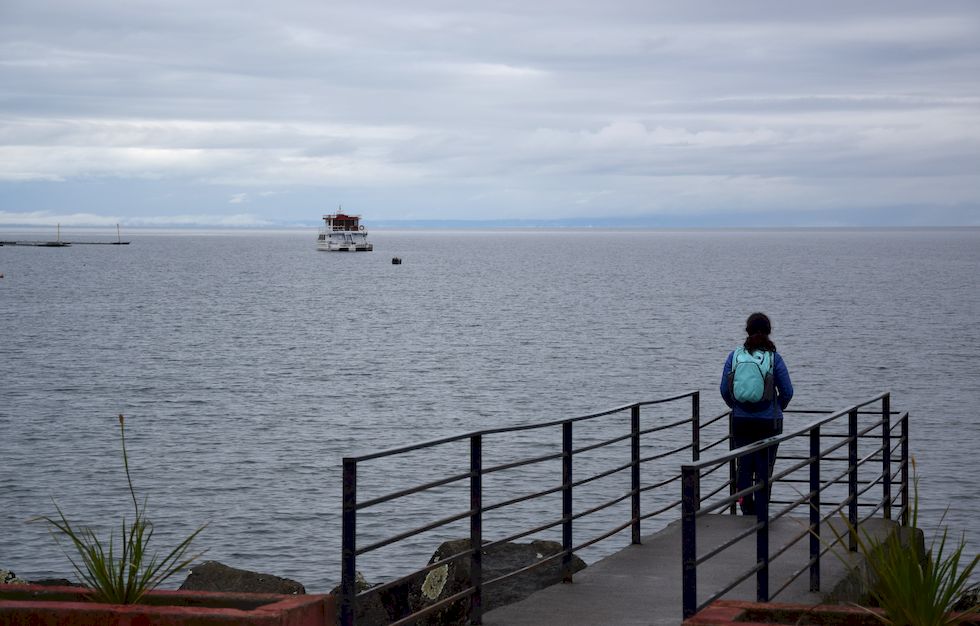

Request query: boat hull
[{"left": 317, "top": 243, "right": 373, "bottom": 252}]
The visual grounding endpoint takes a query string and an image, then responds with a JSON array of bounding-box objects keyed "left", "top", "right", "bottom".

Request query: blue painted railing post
[
  {"left": 341, "top": 458, "right": 357, "bottom": 626},
  {"left": 848, "top": 408, "right": 859, "bottom": 551},
  {"left": 882, "top": 394, "right": 891, "bottom": 520},
  {"left": 631, "top": 404, "right": 641, "bottom": 544},
  {"left": 756, "top": 448, "right": 770, "bottom": 602},
  {"left": 901, "top": 412, "right": 910, "bottom": 526},
  {"left": 469, "top": 434, "right": 483, "bottom": 624},
  {"left": 728, "top": 412, "right": 737, "bottom": 515},
  {"left": 809, "top": 425, "right": 821, "bottom": 592},
  {"left": 681, "top": 465, "right": 699, "bottom": 618},
  {"left": 692, "top": 392, "right": 701, "bottom": 509},
  {"left": 562, "top": 421, "right": 574, "bottom": 582}
]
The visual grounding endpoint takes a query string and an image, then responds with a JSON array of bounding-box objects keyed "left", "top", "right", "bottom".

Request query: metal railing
[
  {"left": 680, "top": 392, "right": 909, "bottom": 618},
  {"left": 340, "top": 391, "right": 729, "bottom": 626}
]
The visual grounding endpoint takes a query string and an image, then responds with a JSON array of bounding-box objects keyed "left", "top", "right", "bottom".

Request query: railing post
[
  {"left": 341, "top": 458, "right": 357, "bottom": 626},
  {"left": 882, "top": 394, "right": 891, "bottom": 521},
  {"left": 692, "top": 392, "right": 701, "bottom": 510},
  {"left": 901, "top": 412, "right": 910, "bottom": 526},
  {"left": 728, "top": 411, "right": 737, "bottom": 515},
  {"left": 848, "top": 408, "right": 859, "bottom": 551},
  {"left": 809, "top": 425, "right": 821, "bottom": 592},
  {"left": 681, "top": 465, "right": 699, "bottom": 619},
  {"left": 469, "top": 435, "right": 483, "bottom": 625},
  {"left": 562, "top": 421, "right": 574, "bottom": 582},
  {"left": 756, "top": 447, "right": 770, "bottom": 602},
  {"left": 631, "top": 405, "right": 641, "bottom": 544}
]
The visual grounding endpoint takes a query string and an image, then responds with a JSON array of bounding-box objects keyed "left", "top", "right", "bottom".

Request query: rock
[
  {"left": 405, "top": 539, "right": 586, "bottom": 625},
  {"left": 179, "top": 561, "right": 305, "bottom": 595},
  {"left": 953, "top": 584, "right": 979, "bottom": 612},
  {"left": 1, "top": 569, "right": 27, "bottom": 585},
  {"left": 332, "top": 540, "right": 586, "bottom": 625},
  {"left": 29, "top": 578, "right": 82, "bottom": 587},
  {"left": 329, "top": 571, "right": 393, "bottom": 626}
]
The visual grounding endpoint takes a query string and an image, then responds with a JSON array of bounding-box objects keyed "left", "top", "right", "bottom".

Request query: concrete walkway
[{"left": 483, "top": 513, "right": 897, "bottom": 626}]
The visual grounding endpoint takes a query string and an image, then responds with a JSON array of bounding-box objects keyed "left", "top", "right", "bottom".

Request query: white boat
[{"left": 316, "top": 211, "right": 373, "bottom": 252}]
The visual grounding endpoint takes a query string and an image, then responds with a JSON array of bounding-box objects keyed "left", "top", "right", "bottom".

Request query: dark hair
[{"left": 744, "top": 312, "right": 776, "bottom": 352}]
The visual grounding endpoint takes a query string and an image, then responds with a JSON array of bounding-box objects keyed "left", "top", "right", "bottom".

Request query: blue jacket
[{"left": 720, "top": 350, "right": 793, "bottom": 420}]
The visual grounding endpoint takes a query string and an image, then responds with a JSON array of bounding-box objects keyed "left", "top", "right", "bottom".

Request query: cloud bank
[{"left": 1, "top": 1, "right": 978, "bottom": 226}]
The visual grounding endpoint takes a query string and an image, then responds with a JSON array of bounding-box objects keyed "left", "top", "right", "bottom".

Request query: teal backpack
[{"left": 728, "top": 347, "right": 776, "bottom": 404}]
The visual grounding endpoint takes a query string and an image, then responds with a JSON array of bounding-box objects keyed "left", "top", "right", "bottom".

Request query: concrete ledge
[{"left": 0, "top": 583, "right": 336, "bottom": 625}]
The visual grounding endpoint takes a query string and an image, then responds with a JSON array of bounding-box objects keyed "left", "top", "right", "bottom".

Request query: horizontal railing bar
[
  {"left": 768, "top": 497, "right": 811, "bottom": 524},
  {"left": 637, "top": 416, "right": 694, "bottom": 436},
  {"left": 700, "top": 480, "right": 733, "bottom": 503},
  {"left": 570, "top": 461, "right": 633, "bottom": 489},
  {"left": 700, "top": 411, "right": 729, "bottom": 428},
  {"left": 480, "top": 517, "right": 566, "bottom": 552},
  {"left": 696, "top": 562, "right": 766, "bottom": 614},
  {"left": 697, "top": 483, "right": 763, "bottom": 518},
  {"left": 484, "top": 549, "right": 567, "bottom": 588},
  {"left": 702, "top": 461, "right": 729, "bottom": 478},
  {"left": 857, "top": 420, "right": 884, "bottom": 437},
  {"left": 356, "top": 470, "right": 473, "bottom": 510},
  {"left": 388, "top": 586, "right": 476, "bottom": 626},
  {"left": 771, "top": 455, "right": 819, "bottom": 484},
  {"left": 483, "top": 451, "right": 563, "bottom": 475},
  {"left": 570, "top": 491, "right": 635, "bottom": 522},
  {"left": 767, "top": 523, "right": 813, "bottom": 564},
  {"left": 854, "top": 446, "right": 884, "bottom": 469},
  {"left": 639, "top": 498, "right": 682, "bottom": 520},
  {"left": 573, "top": 519, "right": 635, "bottom": 553},
  {"left": 356, "top": 509, "right": 472, "bottom": 556},
  {"left": 771, "top": 556, "right": 813, "bottom": 600},
  {"left": 684, "top": 393, "right": 890, "bottom": 470},
  {"left": 348, "top": 392, "right": 701, "bottom": 462},
  {"left": 639, "top": 442, "right": 693, "bottom": 463},
  {"left": 695, "top": 521, "right": 764, "bottom": 565},
  {"left": 572, "top": 432, "right": 633, "bottom": 455},
  {"left": 357, "top": 547, "right": 475, "bottom": 598},
  {"left": 639, "top": 472, "right": 682, "bottom": 493},
  {"left": 699, "top": 434, "right": 731, "bottom": 454},
  {"left": 777, "top": 478, "right": 882, "bottom": 486},
  {"left": 859, "top": 497, "right": 886, "bottom": 523},
  {"left": 482, "top": 484, "right": 563, "bottom": 514}
]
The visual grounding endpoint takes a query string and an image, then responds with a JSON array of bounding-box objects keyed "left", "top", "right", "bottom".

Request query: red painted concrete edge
[
  {"left": 0, "top": 583, "right": 337, "bottom": 626},
  {"left": 682, "top": 599, "right": 980, "bottom": 626}
]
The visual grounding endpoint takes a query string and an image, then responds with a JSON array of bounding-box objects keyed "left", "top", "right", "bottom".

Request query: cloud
[
  {"left": 0, "top": 210, "right": 274, "bottom": 227},
  {"left": 0, "top": 1, "right": 978, "bottom": 224}
]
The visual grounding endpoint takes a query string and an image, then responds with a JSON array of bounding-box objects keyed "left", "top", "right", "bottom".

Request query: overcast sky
[{"left": 1, "top": 1, "right": 979, "bottom": 227}]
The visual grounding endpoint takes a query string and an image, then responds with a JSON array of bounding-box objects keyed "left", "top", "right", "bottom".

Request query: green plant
[
  {"left": 37, "top": 414, "right": 207, "bottom": 604},
  {"left": 830, "top": 460, "right": 979, "bottom": 625}
]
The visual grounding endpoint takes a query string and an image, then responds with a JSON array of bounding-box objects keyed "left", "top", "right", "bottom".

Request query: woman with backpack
[{"left": 720, "top": 312, "right": 793, "bottom": 515}]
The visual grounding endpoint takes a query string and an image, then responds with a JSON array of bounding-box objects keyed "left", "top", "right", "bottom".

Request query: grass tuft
[
  {"left": 36, "top": 414, "right": 207, "bottom": 604},
  {"left": 830, "top": 459, "right": 979, "bottom": 625}
]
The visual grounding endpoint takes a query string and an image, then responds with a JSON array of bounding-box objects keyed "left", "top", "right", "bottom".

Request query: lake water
[{"left": 1, "top": 228, "right": 978, "bottom": 592}]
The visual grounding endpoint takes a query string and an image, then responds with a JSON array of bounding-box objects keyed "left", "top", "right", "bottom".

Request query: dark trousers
[{"left": 732, "top": 418, "right": 782, "bottom": 515}]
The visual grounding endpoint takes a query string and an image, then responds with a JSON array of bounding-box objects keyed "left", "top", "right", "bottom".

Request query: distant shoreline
[{"left": 1, "top": 224, "right": 977, "bottom": 236}]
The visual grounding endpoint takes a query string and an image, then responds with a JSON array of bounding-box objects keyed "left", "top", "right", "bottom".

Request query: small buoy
[{"left": 391, "top": 257, "right": 402, "bottom": 265}]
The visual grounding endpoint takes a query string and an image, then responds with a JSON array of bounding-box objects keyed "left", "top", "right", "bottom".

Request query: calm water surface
[{"left": 1, "top": 228, "right": 978, "bottom": 591}]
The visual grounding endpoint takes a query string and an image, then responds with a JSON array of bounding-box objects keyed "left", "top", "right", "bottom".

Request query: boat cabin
[{"left": 323, "top": 213, "right": 363, "bottom": 231}]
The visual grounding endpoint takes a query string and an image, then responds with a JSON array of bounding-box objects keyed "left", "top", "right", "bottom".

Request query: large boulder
[
  {"left": 347, "top": 539, "right": 586, "bottom": 625},
  {"left": 179, "top": 561, "right": 305, "bottom": 595},
  {"left": 408, "top": 538, "right": 586, "bottom": 625}
]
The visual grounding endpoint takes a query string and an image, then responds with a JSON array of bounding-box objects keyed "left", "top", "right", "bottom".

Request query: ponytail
[{"left": 743, "top": 312, "right": 776, "bottom": 353}]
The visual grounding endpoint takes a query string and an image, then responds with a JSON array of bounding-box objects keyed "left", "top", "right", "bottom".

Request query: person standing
[{"left": 720, "top": 312, "right": 793, "bottom": 515}]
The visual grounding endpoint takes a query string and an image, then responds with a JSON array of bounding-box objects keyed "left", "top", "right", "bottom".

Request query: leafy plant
[
  {"left": 37, "top": 414, "right": 207, "bottom": 604},
  {"left": 830, "top": 459, "right": 979, "bottom": 625}
]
